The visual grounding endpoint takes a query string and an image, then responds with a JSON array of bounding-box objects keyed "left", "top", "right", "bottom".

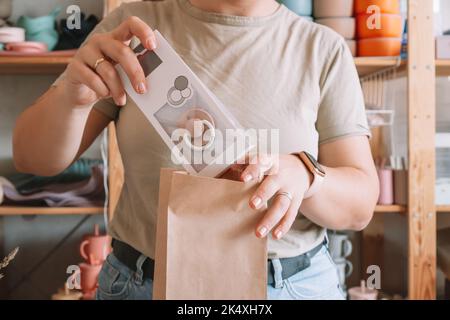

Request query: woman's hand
[
  {"left": 234, "top": 154, "right": 313, "bottom": 240},
  {"left": 62, "top": 16, "right": 157, "bottom": 107}
]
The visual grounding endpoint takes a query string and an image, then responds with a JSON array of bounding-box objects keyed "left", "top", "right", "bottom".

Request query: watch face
[{"left": 303, "top": 152, "right": 326, "bottom": 176}]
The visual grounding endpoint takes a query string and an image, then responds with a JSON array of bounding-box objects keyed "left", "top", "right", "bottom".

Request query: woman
[{"left": 13, "top": 0, "right": 379, "bottom": 300}]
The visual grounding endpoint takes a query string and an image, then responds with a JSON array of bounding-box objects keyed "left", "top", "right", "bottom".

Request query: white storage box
[
  {"left": 436, "top": 133, "right": 450, "bottom": 205},
  {"left": 436, "top": 36, "right": 450, "bottom": 59}
]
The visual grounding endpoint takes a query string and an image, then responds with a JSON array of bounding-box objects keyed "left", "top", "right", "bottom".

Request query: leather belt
[
  {"left": 112, "top": 238, "right": 326, "bottom": 286},
  {"left": 266, "top": 240, "right": 325, "bottom": 286},
  {"left": 111, "top": 239, "right": 155, "bottom": 280}
]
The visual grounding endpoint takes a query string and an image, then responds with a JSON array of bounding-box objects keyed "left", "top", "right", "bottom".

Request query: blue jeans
[{"left": 96, "top": 246, "right": 345, "bottom": 300}]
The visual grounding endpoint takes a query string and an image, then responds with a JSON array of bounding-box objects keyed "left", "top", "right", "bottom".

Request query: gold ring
[
  {"left": 276, "top": 191, "right": 293, "bottom": 202},
  {"left": 93, "top": 57, "right": 106, "bottom": 70}
]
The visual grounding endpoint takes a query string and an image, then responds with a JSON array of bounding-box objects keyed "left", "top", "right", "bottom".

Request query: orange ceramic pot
[
  {"left": 358, "top": 38, "right": 401, "bottom": 57},
  {"left": 354, "top": 0, "right": 400, "bottom": 15},
  {"left": 356, "top": 13, "right": 403, "bottom": 39}
]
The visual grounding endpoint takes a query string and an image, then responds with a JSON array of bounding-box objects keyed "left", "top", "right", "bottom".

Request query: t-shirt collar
[{"left": 177, "top": 0, "right": 285, "bottom": 27}]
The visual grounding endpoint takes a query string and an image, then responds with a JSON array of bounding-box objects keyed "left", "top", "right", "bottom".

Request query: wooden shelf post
[{"left": 407, "top": 0, "right": 437, "bottom": 300}]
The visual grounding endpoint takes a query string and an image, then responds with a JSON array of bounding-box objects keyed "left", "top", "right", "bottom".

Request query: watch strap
[{"left": 293, "top": 152, "right": 325, "bottom": 199}]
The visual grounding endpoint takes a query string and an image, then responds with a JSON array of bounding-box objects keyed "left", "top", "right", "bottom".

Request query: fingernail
[
  {"left": 137, "top": 81, "right": 147, "bottom": 94},
  {"left": 147, "top": 37, "right": 157, "bottom": 50},
  {"left": 243, "top": 174, "right": 252, "bottom": 182},
  {"left": 251, "top": 196, "right": 262, "bottom": 208},
  {"left": 117, "top": 96, "right": 126, "bottom": 106},
  {"left": 257, "top": 226, "right": 268, "bottom": 237},
  {"left": 274, "top": 230, "right": 283, "bottom": 239}
]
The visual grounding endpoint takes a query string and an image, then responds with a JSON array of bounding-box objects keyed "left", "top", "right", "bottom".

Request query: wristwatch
[{"left": 293, "top": 151, "right": 326, "bottom": 199}]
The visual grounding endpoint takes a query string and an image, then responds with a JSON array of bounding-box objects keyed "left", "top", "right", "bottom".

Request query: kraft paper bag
[{"left": 153, "top": 168, "right": 267, "bottom": 300}]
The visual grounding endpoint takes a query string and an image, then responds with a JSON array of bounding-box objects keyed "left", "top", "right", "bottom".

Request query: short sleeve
[
  {"left": 316, "top": 39, "right": 371, "bottom": 144},
  {"left": 52, "top": 4, "right": 130, "bottom": 120}
]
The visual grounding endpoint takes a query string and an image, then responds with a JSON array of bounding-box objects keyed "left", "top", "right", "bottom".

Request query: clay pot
[
  {"left": 358, "top": 38, "right": 402, "bottom": 57},
  {"left": 315, "top": 17, "right": 356, "bottom": 39},
  {"left": 355, "top": 0, "right": 400, "bottom": 15},
  {"left": 314, "top": 0, "right": 354, "bottom": 18},
  {"left": 79, "top": 262, "right": 102, "bottom": 293},
  {"left": 356, "top": 13, "right": 403, "bottom": 39},
  {"left": 80, "top": 224, "right": 112, "bottom": 264}
]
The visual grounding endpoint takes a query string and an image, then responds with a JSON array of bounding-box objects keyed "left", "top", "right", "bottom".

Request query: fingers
[
  {"left": 97, "top": 39, "right": 147, "bottom": 95},
  {"left": 78, "top": 47, "right": 127, "bottom": 106},
  {"left": 255, "top": 194, "right": 292, "bottom": 238},
  {"left": 272, "top": 198, "right": 302, "bottom": 240},
  {"left": 67, "top": 60, "right": 109, "bottom": 98},
  {"left": 111, "top": 16, "right": 157, "bottom": 50},
  {"left": 240, "top": 154, "right": 276, "bottom": 183},
  {"left": 95, "top": 59, "right": 127, "bottom": 106},
  {"left": 249, "top": 176, "right": 279, "bottom": 210}
]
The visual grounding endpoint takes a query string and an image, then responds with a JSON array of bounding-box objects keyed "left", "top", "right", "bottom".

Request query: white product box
[
  {"left": 436, "top": 36, "right": 450, "bottom": 59},
  {"left": 436, "top": 179, "right": 450, "bottom": 206},
  {"left": 117, "top": 31, "right": 254, "bottom": 177},
  {"left": 436, "top": 133, "right": 450, "bottom": 149}
]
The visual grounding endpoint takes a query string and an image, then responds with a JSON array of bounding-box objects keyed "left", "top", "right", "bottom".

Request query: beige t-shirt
[{"left": 83, "top": 0, "right": 370, "bottom": 259}]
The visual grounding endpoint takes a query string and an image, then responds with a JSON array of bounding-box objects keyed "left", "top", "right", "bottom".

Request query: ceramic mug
[
  {"left": 79, "top": 262, "right": 102, "bottom": 293},
  {"left": 334, "top": 258, "right": 353, "bottom": 286},
  {"left": 79, "top": 235, "right": 111, "bottom": 264},
  {"left": 80, "top": 224, "right": 111, "bottom": 264},
  {"left": 328, "top": 233, "right": 353, "bottom": 259}
]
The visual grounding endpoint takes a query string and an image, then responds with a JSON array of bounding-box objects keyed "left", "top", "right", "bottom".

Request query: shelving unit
[{"left": 0, "top": 54, "right": 448, "bottom": 76}]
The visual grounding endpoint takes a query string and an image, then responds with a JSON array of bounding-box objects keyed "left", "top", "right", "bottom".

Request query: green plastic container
[
  {"left": 17, "top": 7, "right": 61, "bottom": 51},
  {"left": 279, "top": 0, "right": 313, "bottom": 16}
]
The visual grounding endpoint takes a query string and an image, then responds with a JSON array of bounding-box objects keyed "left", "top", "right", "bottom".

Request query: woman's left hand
[{"left": 233, "top": 154, "right": 313, "bottom": 240}]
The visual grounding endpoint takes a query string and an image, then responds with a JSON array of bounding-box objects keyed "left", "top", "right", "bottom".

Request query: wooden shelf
[
  {"left": 437, "top": 206, "right": 450, "bottom": 213},
  {"left": 375, "top": 205, "right": 450, "bottom": 214},
  {"left": 0, "top": 55, "right": 405, "bottom": 76},
  {"left": 354, "top": 57, "right": 405, "bottom": 77},
  {"left": 0, "top": 55, "right": 445, "bottom": 78},
  {"left": 0, "top": 206, "right": 104, "bottom": 215},
  {"left": 436, "top": 59, "right": 450, "bottom": 77},
  {"left": 375, "top": 205, "right": 406, "bottom": 213},
  {"left": 0, "top": 55, "right": 73, "bottom": 74}
]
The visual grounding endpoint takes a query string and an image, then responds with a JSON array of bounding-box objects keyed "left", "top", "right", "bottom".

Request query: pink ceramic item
[
  {"left": 5, "top": 41, "right": 48, "bottom": 53},
  {"left": 79, "top": 262, "right": 102, "bottom": 294},
  {"left": 348, "top": 280, "right": 378, "bottom": 300},
  {"left": 377, "top": 168, "right": 394, "bottom": 205},
  {"left": 80, "top": 224, "right": 112, "bottom": 264}
]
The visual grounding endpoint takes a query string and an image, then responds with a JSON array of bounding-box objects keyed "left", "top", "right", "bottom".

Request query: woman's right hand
[{"left": 62, "top": 16, "right": 157, "bottom": 107}]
